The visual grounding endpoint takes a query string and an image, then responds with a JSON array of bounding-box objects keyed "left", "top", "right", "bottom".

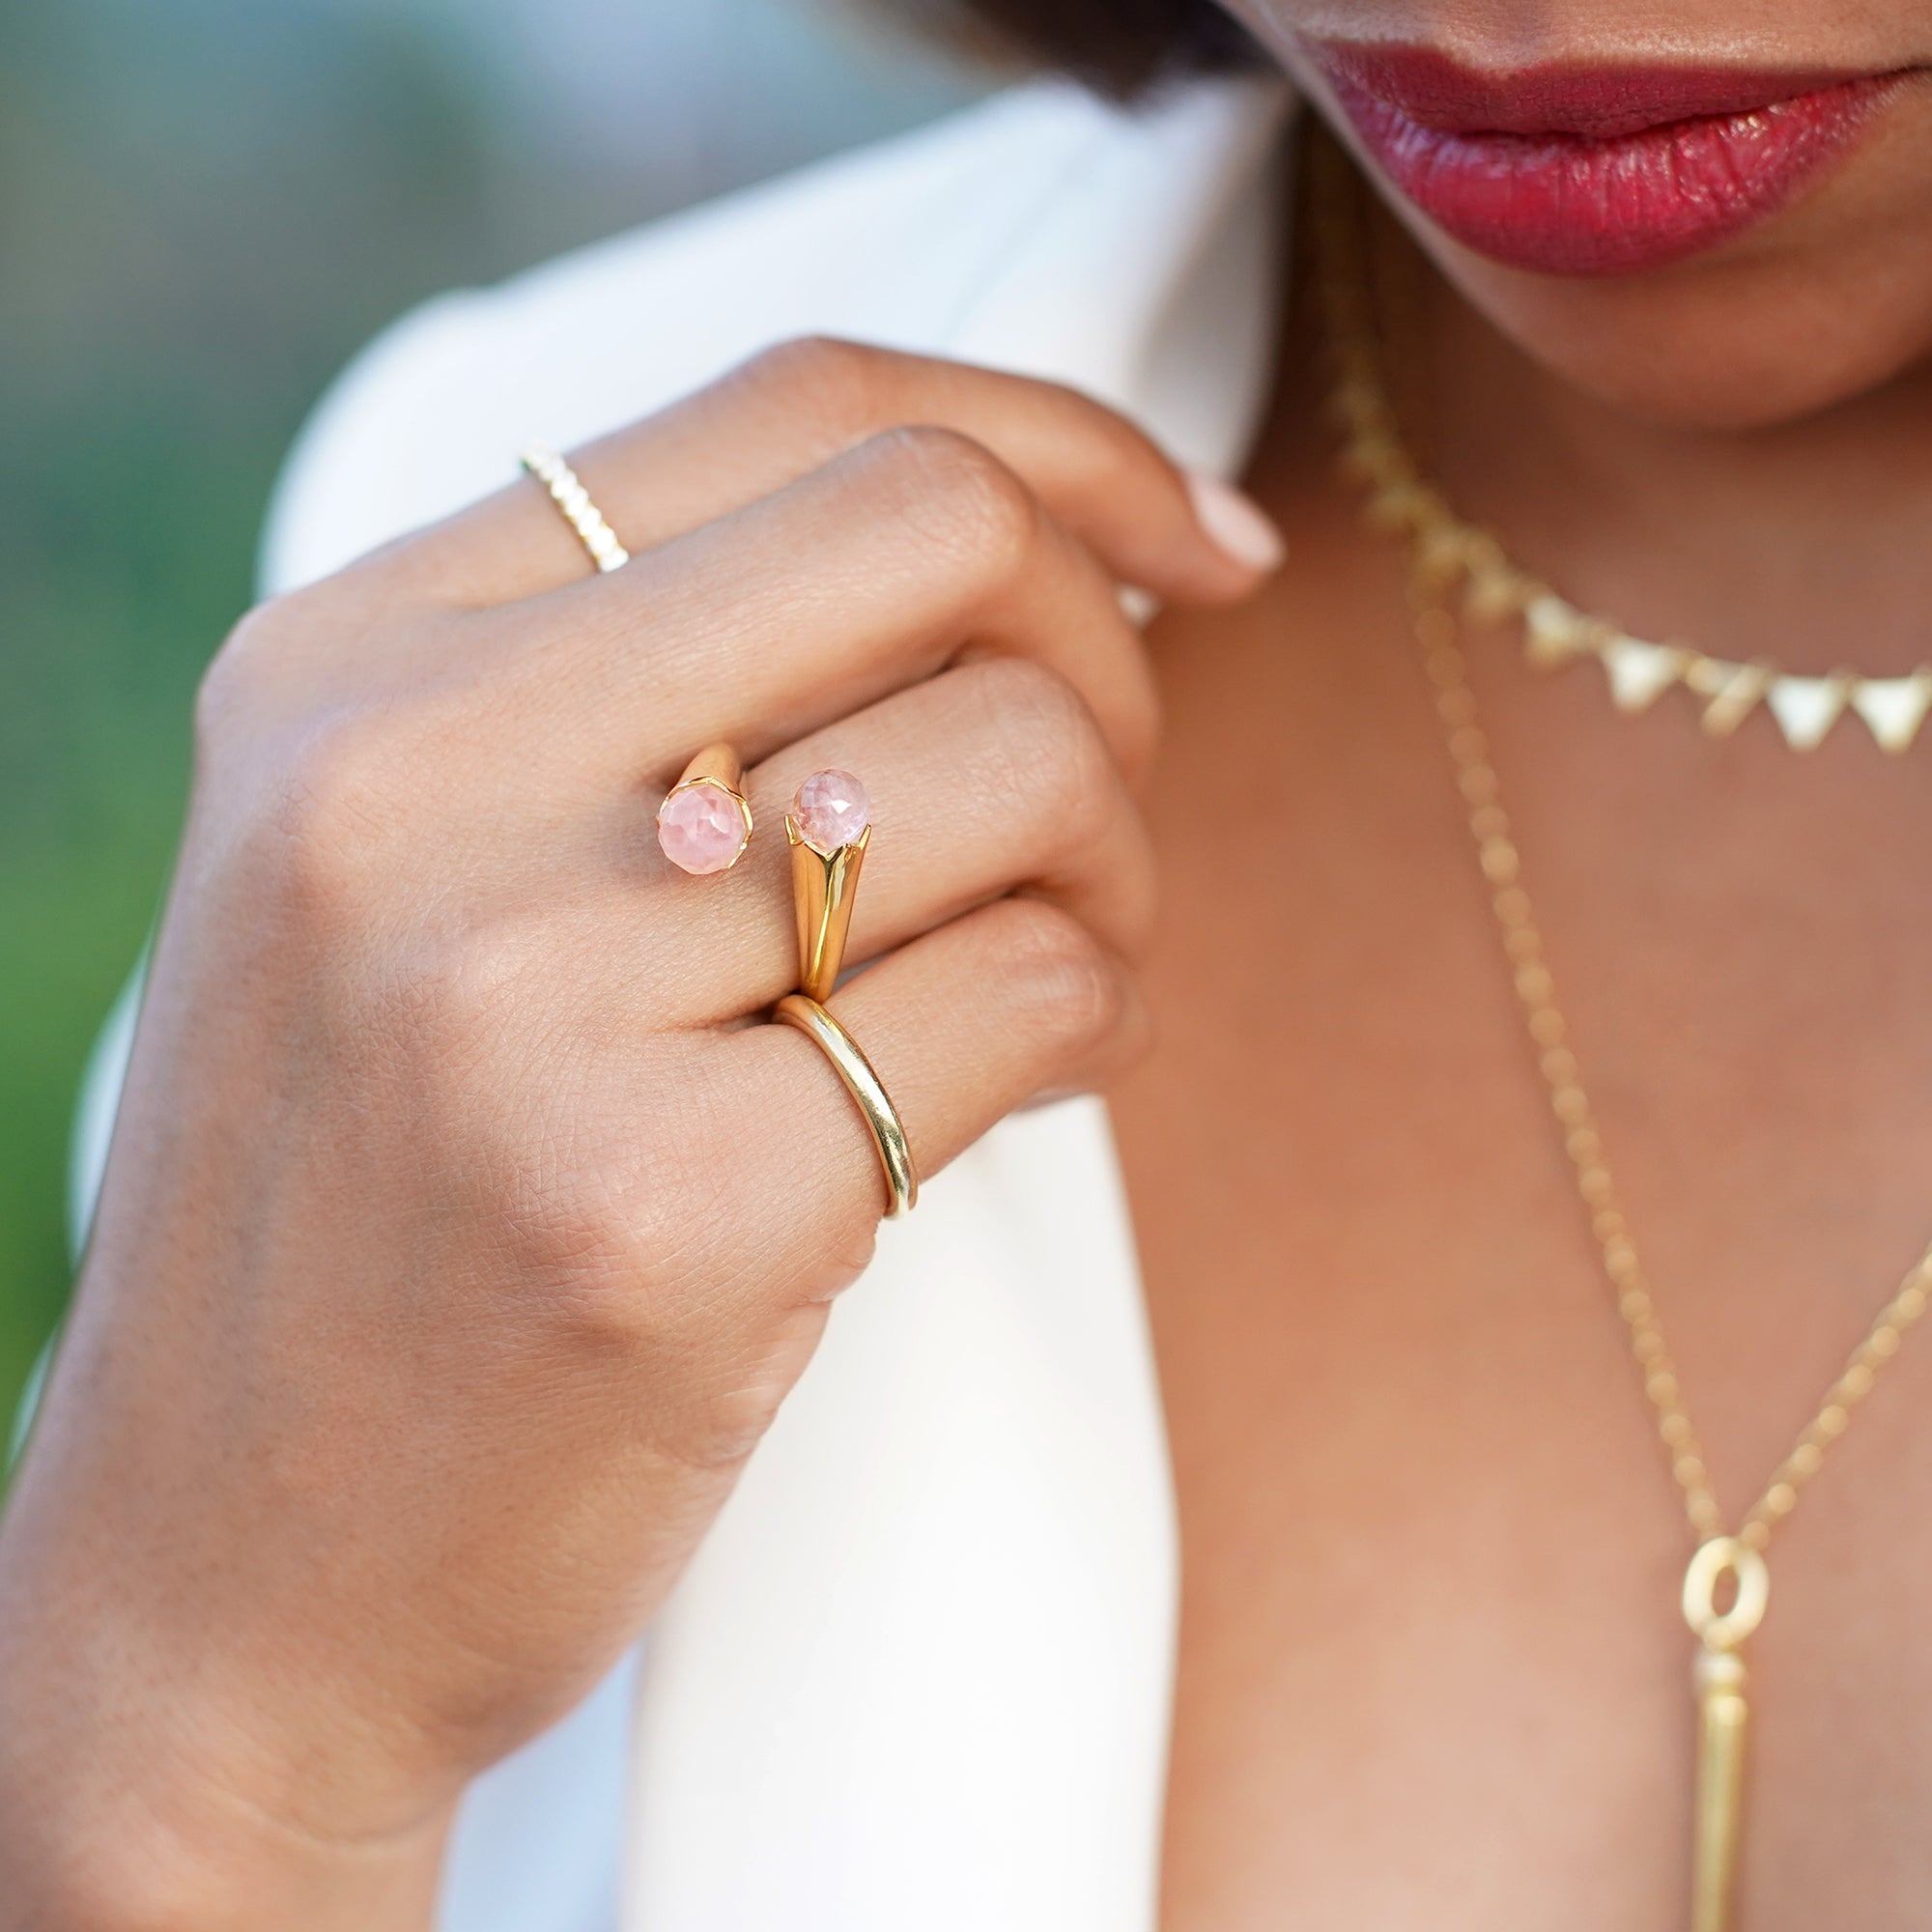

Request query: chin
[{"left": 1413, "top": 189, "right": 1932, "bottom": 432}]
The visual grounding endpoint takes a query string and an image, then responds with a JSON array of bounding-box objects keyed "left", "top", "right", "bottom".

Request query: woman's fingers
[
  {"left": 466, "top": 424, "right": 1167, "bottom": 786},
  {"left": 729, "top": 895, "right": 1149, "bottom": 1236},
  {"left": 363, "top": 338, "right": 1280, "bottom": 611},
  {"left": 22, "top": 332, "right": 1265, "bottom": 1892},
  {"left": 234, "top": 341, "right": 1289, "bottom": 828},
  {"left": 630, "top": 653, "right": 1157, "bottom": 1026}
]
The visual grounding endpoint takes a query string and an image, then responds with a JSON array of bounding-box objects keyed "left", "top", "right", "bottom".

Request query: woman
[{"left": 5, "top": 0, "right": 1931, "bottom": 1924}]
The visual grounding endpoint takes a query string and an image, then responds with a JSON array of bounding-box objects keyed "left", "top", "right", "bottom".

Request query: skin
[
  {"left": 4, "top": 5, "right": 1932, "bottom": 1930},
  {"left": 1118, "top": 4, "right": 1932, "bottom": 1928}
]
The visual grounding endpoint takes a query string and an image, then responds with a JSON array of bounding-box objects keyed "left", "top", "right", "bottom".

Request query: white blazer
[{"left": 70, "top": 73, "right": 1297, "bottom": 1932}]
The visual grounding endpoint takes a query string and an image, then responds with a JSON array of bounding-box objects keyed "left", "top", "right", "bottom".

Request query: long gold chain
[
  {"left": 1309, "top": 135, "right": 1932, "bottom": 1928},
  {"left": 1311, "top": 150, "right": 1932, "bottom": 1556},
  {"left": 1411, "top": 609, "right": 1932, "bottom": 1552}
]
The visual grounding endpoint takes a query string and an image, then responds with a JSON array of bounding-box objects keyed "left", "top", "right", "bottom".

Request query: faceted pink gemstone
[
  {"left": 657, "top": 781, "right": 749, "bottom": 874},
  {"left": 792, "top": 769, "right": 870, "bottom": 854}
]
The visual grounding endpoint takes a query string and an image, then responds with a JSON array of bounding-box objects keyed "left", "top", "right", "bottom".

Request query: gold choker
[{"left": 1317, "top": 226, "right": 1932, "bottom": 754}]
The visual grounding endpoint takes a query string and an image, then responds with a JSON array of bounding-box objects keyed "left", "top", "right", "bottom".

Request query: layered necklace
[{"left": 1311, "top": 140, "right": 1932, "bottom": 1931}]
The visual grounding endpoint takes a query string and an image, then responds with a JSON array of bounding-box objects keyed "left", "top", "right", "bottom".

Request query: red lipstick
[{"left": 1309, "top": 43, "right": 1903, "bottom": 276}]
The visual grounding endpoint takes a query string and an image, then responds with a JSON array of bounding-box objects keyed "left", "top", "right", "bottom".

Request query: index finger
[{"left": 362, "top": 338, "right": 1284, "bottom": 610}]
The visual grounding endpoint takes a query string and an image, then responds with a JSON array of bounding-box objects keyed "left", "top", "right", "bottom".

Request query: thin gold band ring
[
  {"left": 519, "top": 447, "right": 631, "bottom": 574},
  {"left": 773, "top": 993, "right": 918, "bottom": 1219}
]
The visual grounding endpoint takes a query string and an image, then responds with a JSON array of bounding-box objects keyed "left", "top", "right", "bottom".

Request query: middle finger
[{"left": 462, "top": 424, "right": 1164, "bottom": 791}]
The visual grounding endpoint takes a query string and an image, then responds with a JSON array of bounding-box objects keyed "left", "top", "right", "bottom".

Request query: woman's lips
[{"left": 1311, "top": 43, "right": 1901, "bottom": 276}]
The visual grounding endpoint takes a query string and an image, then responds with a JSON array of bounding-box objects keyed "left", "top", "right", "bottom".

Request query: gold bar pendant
[
  {"left": 1681, "top": 1538, "right": 1770, "bottom": 1932},
  {"left": 1691, "top": 1649, "right": 1749, "bottom": 1932}
]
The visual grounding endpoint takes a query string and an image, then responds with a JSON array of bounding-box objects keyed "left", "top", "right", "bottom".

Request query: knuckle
[
  {"left": 987, "top": 898, "right": 1128, "bottom": 1048},
  {"left": 192, "top": 595, "right": 298, "bottom": 748},
  {"left": 863, "top": 423, "right": 1039, "bottom": 589},
  {"left": 1032, "top": 381, "right": 1156, "bottom": 491},
  {"left": 499, "top": 1158, "right": 827, "bottom": 1480},
  {"left": 396, "top": 918, "right": 542, "bottom": 1071},
  {"left": 736, "top": 333, "right": 887, "bottom": 425},
  {"left": 965, "top": 657, "right": 1117, "bottom": 848},
  {"left": 194, "top": 602, "right": 433, "bottom": 924},
  {"left": 968, "top": 648, "right": 1089, "bottom": 733},
  {"left": 966, "top": 653, "right": 1121, "bottom": 850},
  {"left": 474, "top": 1099, "right": 681, "bottom": 1348},
  {"left": 504, "top": 1161, "right": 656, "bottom": 1332},
  {"left": 242, "top": 709, "right": 415, "bottom": 923},
  {"left": 193, "top": 581, "right": 381, "bottom": 746},
  {"left": 496, "top": 1081, "right": 739, "bottom": 1340}
]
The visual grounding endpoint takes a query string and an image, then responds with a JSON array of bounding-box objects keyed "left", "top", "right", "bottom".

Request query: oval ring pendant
[{"left": 1682, "top": 1536, "right": 1771, "bottom": 1653}]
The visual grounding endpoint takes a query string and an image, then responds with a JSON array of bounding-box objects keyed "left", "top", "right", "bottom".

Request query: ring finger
[{"left": 628, "top": 652, "right": 1156, "bottom": 1028}]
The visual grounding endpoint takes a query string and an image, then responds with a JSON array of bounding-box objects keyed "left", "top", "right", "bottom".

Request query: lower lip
[{"left": 1321, "top": 57, "right": 1898, "bottom": 277}]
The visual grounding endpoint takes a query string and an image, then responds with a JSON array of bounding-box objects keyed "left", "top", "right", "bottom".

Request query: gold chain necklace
[{"left": 1312, "top": 144, "right": 1932, "bottom": 1931}]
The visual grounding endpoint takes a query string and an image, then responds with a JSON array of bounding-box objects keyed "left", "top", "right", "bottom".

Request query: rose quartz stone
[
  {"left": 792, "top": 769, "right": 870, "bottom": 854},
  {"left": 657, "top": 781, "right": 749, "bottom": 874}
]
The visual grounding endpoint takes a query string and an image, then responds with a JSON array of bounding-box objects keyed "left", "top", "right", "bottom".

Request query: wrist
[
  {"left": 0, "top": 1554, "right": 451, "bottom": 1932},
  {"left": 0, "top": 1399, "right": 462, "bottom": 1931},
  {"left": 0, "top": 1727, "right": 450, "bottom": 1932}
]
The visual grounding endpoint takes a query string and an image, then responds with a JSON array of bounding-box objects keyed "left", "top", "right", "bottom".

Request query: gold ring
[
  {"left": 519, "top": 446, "right": 631, "bottom": 574},
  {"left": 773, "top": 994, "right": 918, "bottom": 1218},
  {"left": 785, "top": 769, "right": 872, "bottom": 1003},
  {"left": 657, "top": 742, "right": 753, "bottom": 875}
]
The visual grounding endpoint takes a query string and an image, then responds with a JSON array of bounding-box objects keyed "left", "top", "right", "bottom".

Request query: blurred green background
[{"left": 0, "top": 0, "right": 981, "bottom": 1434}]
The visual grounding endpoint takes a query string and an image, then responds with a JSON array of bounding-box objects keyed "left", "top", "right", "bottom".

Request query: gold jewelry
[
  {"left": 1315, "top": 227, "right": 1932, "bottom": 754},
  {"left": 773, "top": 993, "right": 918, "bottom": 1218},
  {"left": 1316, "top": 142, "right": 1932, "bottom": 1932},
  {"left": 519, "top": 446, "right": 632, "bottom": 574},
  {"left": 657, "top": 742, "right": 753, "bottom": 876},
  {"left": 785, "top": 769, "right": 872, "bottom": 1004}
]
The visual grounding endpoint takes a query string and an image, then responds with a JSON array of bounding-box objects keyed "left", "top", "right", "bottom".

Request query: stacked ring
[
  {"left": 773, "top": 995, "right": 919, "bottom": 1219},
  {"left": 520, "top": 447, "right": 631, "bottom": 574}
]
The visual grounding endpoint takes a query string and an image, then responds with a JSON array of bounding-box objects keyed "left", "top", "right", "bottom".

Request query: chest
[{"left": 1109, "top": 531, "right": 1932, "bottom": 1930}]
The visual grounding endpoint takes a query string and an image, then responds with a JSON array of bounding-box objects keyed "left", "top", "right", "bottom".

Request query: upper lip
[{"left": 1306, "top": 42, "right": 1884, "bottom": 139}]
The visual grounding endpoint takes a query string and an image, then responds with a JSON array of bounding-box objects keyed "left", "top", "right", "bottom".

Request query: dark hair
[{"left": 900, "top": 1, "right": 1264, "bottom": 99}]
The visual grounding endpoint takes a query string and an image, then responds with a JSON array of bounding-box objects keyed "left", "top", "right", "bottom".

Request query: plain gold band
[
  {"left": 773, "top": 994, "right": 918, "bottom": 1219},
  {"left": 519, "top": 447, "right": 631, "bottom": 574}
]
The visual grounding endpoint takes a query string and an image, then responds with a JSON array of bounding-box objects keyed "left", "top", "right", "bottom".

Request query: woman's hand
[{"left": 0, "top": 339, "right": 1279, "bottom": 1929}]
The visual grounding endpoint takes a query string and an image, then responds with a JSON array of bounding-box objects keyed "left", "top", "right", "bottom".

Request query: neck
[{"left": 1416, "top": 266, "right": 1932, "bottom": 678}]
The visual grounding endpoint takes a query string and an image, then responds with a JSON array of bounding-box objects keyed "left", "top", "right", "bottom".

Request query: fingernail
[{"left": 1184, "top": 470, "right": 1286, "bottom": 574}]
